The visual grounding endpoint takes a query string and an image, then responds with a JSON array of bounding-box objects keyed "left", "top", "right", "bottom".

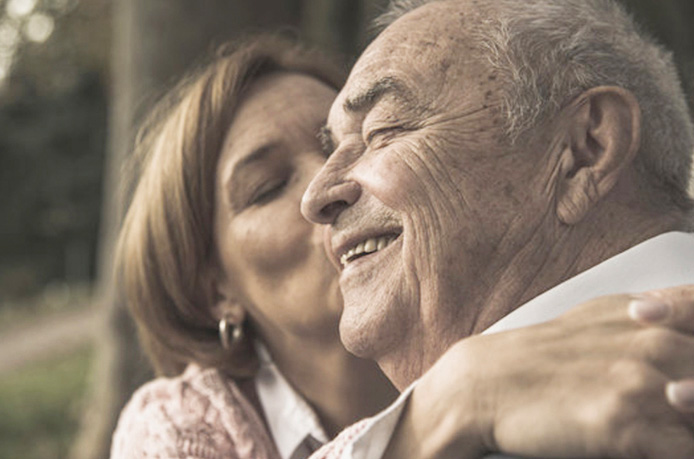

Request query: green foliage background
[{"left": 0, "top": 347, "right": 92, "bottom": 459}]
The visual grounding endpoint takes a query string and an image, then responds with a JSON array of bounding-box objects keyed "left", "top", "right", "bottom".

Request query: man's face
[{"left": 302, "top": 1, "right": 558, "bottom": 386}]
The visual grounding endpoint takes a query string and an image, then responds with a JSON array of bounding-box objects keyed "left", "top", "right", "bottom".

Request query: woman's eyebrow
[
  {"left": 318, "top": 125, "right": 335, "bottom": 154},
  {"left": 228, "top": 144, "right": 276, "bottom": 183}
]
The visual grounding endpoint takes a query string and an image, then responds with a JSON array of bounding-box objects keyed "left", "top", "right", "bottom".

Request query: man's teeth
[{"left": 340, "top": 236, "right": 396, "bottom": 266}]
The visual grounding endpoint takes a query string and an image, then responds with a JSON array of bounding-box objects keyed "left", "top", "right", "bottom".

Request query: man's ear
[{"left": 555, "top": 86, "right": 641, "bottom": 225}]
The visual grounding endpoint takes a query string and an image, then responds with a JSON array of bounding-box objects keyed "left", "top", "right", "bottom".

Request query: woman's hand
[{"left": 385, "top": 285, "right": 694, "bottom": 459}]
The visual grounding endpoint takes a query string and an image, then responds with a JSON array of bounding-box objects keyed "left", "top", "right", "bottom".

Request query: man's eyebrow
[{"left": 343, "top": 76, "right": 413, "bottom": 113}]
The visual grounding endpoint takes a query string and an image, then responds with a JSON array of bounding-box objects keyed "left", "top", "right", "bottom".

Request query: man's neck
[{"left": 474, "top": 202, "right": 687, "bottom": 333}]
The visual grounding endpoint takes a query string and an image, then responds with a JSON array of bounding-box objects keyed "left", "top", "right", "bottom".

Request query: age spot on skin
[
  {"left": 418, "top": 39, "right": 440, "bottom": 49},
  {"left": 457, "top": 11, "right": 468, "bottom": 25}
]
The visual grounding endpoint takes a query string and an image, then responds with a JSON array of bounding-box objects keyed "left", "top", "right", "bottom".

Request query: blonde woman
[{"left": 111, "top": 36, "right": 397, "bottom": 459}]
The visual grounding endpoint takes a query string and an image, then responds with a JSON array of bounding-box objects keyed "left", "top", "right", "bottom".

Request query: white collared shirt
[
  {"left": 255, "top": 343, "right": 329, "bottom": 459},
  {"left": 342, "top": 231, "right": 694, "bottom": 459}
]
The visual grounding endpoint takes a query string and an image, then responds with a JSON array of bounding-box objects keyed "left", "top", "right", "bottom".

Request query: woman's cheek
[{"left": 236, "top": 208, "right": 312, "bottom": 275}]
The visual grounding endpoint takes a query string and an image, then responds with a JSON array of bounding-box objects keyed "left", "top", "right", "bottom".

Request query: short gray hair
[{"left": 376, "top": 0, "right": 694, "bottom": 204}]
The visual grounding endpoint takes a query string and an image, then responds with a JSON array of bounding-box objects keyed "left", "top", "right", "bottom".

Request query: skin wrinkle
[
  {"left": 401, "top": 215, "right": 440, "bottom": 369},
  {"left": 475, "top": 215, "right": 557, "bottom": 330},
  {"left": 367, "top": 143, "right": 445, "bottom": 372},
  {"left": 402, "top": 149, "right": 480, "bottom": 353},
  {"left": 424, "top": 105, "right": 502, "bottom": 137},
  {"left": 340, "top": 234, "right": 419, "bottom": 365},
  {"left": 390, "top": 138, "right": 468, "bottom": 272},
  {"left": 346, "top": 2, "right": 536, "bottom": 383},
  {"left": 484, "top": 138, "right": 566, "bottom": 307},
  {"left": 423, "top": 148, "right": 476, "bottom": 232},
  {"left": 365, "top": 88, "right": 436, "bottom": 127},
  {"left": 303, "top": 0, "right": 689, "bottom": 389},
  {"left": 364, "top": 116, "right": 424, "bottom": 150}
]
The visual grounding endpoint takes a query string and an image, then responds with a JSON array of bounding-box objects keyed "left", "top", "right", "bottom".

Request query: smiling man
[{"left": 302, "top": 0, "right": 694, "bottom": 457}]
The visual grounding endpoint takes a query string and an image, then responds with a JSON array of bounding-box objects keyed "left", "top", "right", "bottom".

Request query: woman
[{"left": 111, "top": 36, "right": 397, "bottom": 459}]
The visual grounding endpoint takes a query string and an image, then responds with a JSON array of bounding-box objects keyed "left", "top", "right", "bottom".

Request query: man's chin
[
  {"left": 337, "top": 302, "right": 401, "bottom": 362},
  {"left": 338, "top": 318, "right": 376, "bottom": 359}
]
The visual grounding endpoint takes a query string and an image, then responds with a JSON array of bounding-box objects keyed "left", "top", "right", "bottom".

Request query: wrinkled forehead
[{"left": 329, "top": 0, "right": 485, "bottom": 125}]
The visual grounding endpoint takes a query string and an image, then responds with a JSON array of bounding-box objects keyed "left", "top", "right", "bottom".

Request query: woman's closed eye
[{"left": 248, "top": 178, "right": 288, "bottom": 206}]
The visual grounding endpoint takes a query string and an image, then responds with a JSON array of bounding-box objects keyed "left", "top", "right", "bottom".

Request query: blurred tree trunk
[{"left": 69, "top": 1, "right": 391, "bottom": 458}]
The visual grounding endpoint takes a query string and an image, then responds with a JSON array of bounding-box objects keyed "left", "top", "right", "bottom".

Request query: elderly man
[{"left": 302, "top": 0, "right": 694, "bottom": 457}]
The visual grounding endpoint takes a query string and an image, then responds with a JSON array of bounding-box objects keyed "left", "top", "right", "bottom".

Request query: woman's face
[{"left": 213, "top": 72, "right": 340, "bottom": 344}]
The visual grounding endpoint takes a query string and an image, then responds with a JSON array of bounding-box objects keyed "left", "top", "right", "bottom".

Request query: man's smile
[{"left": 339, "top": 234, "right": 400, "bottom": 266}]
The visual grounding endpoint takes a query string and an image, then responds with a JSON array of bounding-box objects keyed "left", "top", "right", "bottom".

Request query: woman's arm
[{"left": 385, "top": 286, "right": 694, "bottom": 458}]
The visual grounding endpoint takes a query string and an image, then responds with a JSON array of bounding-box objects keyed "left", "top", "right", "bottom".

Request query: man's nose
[{"left": 301, "top": 166, "right": 361, "bottom": 224}]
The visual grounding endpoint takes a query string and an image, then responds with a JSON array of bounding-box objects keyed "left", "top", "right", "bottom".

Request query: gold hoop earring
[{"left": 219, "top": 317, "right": 244, "bottom": 350}]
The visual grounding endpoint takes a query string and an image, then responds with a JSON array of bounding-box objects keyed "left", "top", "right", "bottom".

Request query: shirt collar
[
  {"left": 346, "top": 232, "right": 694, "bottom": 459},
  {"left": 484, "top": 231, "right": 694, "bottom": 335},
  {"left": 253, "top": 342, "right": 329, "bottom": 459}
]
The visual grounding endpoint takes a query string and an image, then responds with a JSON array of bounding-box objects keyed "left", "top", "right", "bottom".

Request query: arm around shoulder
[{"left": 383, "top": 339, "right": 491, "bottom": 459}]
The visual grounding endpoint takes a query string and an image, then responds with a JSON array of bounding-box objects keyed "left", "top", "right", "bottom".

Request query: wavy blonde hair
[{"left": 116, "top": 35, "right": 344, "bottom": 377}]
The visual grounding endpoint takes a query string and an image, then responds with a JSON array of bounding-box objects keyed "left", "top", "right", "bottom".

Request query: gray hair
[{"left": 376, "top": 0, "right": 694, "bottom": 204}]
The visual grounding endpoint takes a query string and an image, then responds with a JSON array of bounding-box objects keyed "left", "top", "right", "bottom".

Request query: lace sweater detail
[{"left": 111, "top": 364, "right": 280, "bottom": 459}]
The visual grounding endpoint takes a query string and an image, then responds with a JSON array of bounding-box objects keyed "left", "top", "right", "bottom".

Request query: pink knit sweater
[{"left": 111, "top": 364, "right": 281, "bottom": 459}]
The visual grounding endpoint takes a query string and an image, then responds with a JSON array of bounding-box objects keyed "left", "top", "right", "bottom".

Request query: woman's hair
[{"left": 116, "top": 35, "right": 345, "bottom": 377}]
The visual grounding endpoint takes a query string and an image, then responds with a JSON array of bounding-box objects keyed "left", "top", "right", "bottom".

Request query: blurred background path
[{"left": 0, "top": 306, "right": 97, "bottom": 375}]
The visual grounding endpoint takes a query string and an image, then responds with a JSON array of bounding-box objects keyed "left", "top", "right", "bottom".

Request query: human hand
[
  {"left": 387, "top": 285, "right": 694, "bottom": 459},
  {"left": 628, "top": 286, "right": 694, "bottom": 414}
]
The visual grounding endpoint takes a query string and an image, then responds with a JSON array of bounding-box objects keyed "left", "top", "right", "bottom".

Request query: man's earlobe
[{"left": 555, "top": 86, "right": 641, "bottom": 225}]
